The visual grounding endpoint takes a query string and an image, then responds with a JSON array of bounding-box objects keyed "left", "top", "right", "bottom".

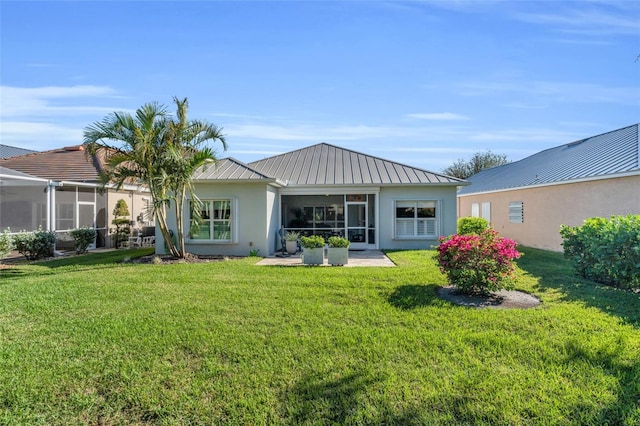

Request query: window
[
  {"left": 471, "top": 203, "right": 480, "bottom": 217},
  {"left": 481, "top": 202, "right": 491, "bottom": 223},
  {"left": 395, "top": 200, "right": 438, "bottom": 238},
  {"left": 190, "top": 199, "right": 234, "bottom": 242},
  {"left": 509, "top": 201, "right": 524, "bottom": 224}
]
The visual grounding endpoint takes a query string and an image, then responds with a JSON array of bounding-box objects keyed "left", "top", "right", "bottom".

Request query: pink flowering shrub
[{"left": 436, "top": 229, "right": 522, "bottom": 295}]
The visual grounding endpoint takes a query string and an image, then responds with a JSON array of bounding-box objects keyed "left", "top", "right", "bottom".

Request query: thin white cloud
[
  {"left": 0, "top": 85, "right": 122, "bottom": 118},
  {"left": 457, "top": 80, "right": 640, "bottom": 106},
  {"left": 516, "top": 8, "right": 640, "bottom": 36},
  {"left": 0, "top": 121, "right": 83, "bottom": 149},
  {"left": 406, "top": 112, "right": 470, "bottom": 121}
]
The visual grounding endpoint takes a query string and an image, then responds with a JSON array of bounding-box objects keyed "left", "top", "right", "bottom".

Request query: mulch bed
[{"left": 437, "top": 286, "right": 541, "bottom": 309}]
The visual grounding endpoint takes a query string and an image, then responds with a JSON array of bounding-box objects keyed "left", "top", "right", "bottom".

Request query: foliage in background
[
  {"left": 457, "top": 217, "right": 489, "bottom": 235},
  {"left": 328, "top": 236, "right": 350, "bottom": 248},
  {"left": 13, "top": 228, "right": 56, "bottom": 260},
  {"left": 111, "top": 199, "right": 131, "bottom": 248},
  {"left": 437, "top": 229, "right": 522, "bottom": 295},
  {"left": 0, "top": 229, "right": 14, "bottom": 259},
  {"left": 300, "top": 235, "right": 325, "bottom": 249},
  {"left": 69, "top": 227, "right": 97, "bottom": 255},
  {"left": 560, "top": 215, "right": 640, "bottom": 289},
  {"left": 84, "top": 97, "right": 227, "bottom": 258},
  {"left": 442, "top": 150, "right": 509, "bottom": 179}
]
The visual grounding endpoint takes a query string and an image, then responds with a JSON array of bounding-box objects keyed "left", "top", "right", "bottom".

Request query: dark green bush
[
  {"left": 560, "top": 215, "right": 640, "bottom": 289},
  {"left": 457, "top": 217, "right": 489, "bottom": 235},
  {"left": 13, "top": 228, "right": 57, "bottom": 260},
  {"left": 69, "top": 227, "right": 97, "bottom": 254}
]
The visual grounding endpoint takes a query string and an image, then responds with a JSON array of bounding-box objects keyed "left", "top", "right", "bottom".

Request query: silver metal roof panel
[{"left": 459, "top": 123, "right": 639, "bottom": 195}]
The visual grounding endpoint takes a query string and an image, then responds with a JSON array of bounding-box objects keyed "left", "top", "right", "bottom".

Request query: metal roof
[
  {"left": 192, "top": 157, "right": 280, "bottom": 182},
  {"left": 459, "top": 123, "right": 640, "bottom": 195},
  {"left": 247, "top": 143, "right": 466, "bottom": 186},
  {"left": 0, "top": 144, "right": 37, "bottom": 159}
]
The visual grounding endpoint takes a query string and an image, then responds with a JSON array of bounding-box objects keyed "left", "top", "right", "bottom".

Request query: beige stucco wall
[
  {"left": 458, "top": 175, "right": 640, "bottom": 251},
  {"left": 378, "top": 185, "right": 460, "bottom": 250}
]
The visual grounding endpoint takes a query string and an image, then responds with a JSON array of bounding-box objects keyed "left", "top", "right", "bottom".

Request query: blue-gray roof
[
  {"left": 0, "top": 144, "right": 37, "bottom": 159},
  {"left": 459, "top": 123, "right": 640, "bottom": 195},
  {"left": 248, "top": 143, "right": 466, "bottom": 186}
]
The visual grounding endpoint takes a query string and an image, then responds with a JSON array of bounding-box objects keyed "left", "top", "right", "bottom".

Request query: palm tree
[{"left": 83, "top": 97, "right": 226, "bottom": 258}]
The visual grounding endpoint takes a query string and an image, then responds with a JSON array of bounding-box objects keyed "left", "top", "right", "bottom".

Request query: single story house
[
  {"left": 457, "top": 123, "right": 640, "bottom": 252},
  {"left": 0, "top": 145, "right": 152, "bottom": 249},
  {"left": 157, "top": 142, "right": 467, "bottom": 256}
]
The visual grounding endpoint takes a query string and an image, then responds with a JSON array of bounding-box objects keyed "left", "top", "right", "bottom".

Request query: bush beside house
[{"left": 560, "top": 215, "right": 640, "bottom": 289}]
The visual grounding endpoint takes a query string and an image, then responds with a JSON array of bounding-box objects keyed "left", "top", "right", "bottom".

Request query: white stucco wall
[
  {"left": 156, "top": 181, "right": 276, "bottom": 257},
  {"left": 378, "top": 185, "right": 460, "bottom": 250}
]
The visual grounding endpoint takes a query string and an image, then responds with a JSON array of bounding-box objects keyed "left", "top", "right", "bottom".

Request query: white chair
[
  {"left": 128, "top": 236, "right": 142, "bottom": 248},
  {"left": 142, "top": 236, "right": 155, "bottom": 247}
]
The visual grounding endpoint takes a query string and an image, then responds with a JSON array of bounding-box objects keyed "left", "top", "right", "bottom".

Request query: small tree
[
  {"left": 442, "top": 150, "right": 510, "bottom": 179},
  {"left": 112, "top": 199, "right": 131, "bottom": 248}
]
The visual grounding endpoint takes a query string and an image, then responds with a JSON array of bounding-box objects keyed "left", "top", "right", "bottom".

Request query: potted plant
[
  {"left": 300, "top": 235, "right": 325, "bottom": 265},
  {"left": 327, "top": 236, "right": 350, "bottom": 266},
  {"left": 285, "top": 231, "right": 300, "bottom": 254}
]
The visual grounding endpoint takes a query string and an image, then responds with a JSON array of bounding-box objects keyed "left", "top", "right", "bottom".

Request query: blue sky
[{"left": 1, "top": 1, "right": 639, "bottom": 172}]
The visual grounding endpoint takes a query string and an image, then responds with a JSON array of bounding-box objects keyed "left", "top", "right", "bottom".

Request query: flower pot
[
  {"left": 301, "top": 247, "right": 324, "bottom": 265},
  {"left": 327, "top": 247, "right": 348, "bottom": 266},
  {"left": 286, "top": 240, "right": 298, "bottom": 254}
]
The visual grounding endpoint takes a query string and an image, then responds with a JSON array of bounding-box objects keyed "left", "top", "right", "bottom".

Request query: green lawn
[{"left": 1, "top": 248, "right": 639, "bottom": 425}]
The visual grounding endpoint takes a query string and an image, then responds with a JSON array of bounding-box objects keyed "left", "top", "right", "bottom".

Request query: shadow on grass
[
  {"left": 562, "top": 338, "right": 640, "bottom": 424},
  {"left": 517, "top": 247, "right": 640, "bottom": 328},
  {"left": 0, "top": 249, "right": 154, "bottom": 284},
  {"left": 387, "top": 284, "right": 447, "bottom": 310},
  {"left": 282, "top": 371, "right": 424, "bottom": 425}
]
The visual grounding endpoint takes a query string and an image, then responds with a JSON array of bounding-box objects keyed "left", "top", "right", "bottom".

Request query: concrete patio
[{"left": 256, "top": 249, "right": 395, "bottom": 267}]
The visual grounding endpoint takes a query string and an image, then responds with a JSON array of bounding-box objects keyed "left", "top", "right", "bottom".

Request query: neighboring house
[
  {"left": 0, "top": 145, "right": 153, "bottom": 249},
  {"left": 158, "top": 142, "right": 467, "bottom": 257},
  {"left": 0, "top": 144, "right": 37, "bottom": 159},
  {"left": 457, "top": 123, "right": 640, "bottom": 252}
]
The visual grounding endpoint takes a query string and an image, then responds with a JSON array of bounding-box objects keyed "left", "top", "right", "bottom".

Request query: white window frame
[
  {"left": 188, "top": 198, "right": 238, "bottom": 243},
  {"left": 393, "top": 200, "right": 439, "bottom": 239}
]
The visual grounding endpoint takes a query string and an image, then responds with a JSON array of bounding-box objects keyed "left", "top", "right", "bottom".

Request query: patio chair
[
  {"left": 277, "top": 228, "right": 290, "bottom": 257},
  {"left": 142, "top": 236, "right": 155, "bottom": 247},
  {"left": 128, "top": 236, "right": 142, "bottom": 248}
]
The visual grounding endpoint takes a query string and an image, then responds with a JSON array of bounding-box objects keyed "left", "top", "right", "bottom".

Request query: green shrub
[
  {"left": 13, "top": 228, "right": 57, "bottom": 261},
  {"left": 457, "top": 217, "right": 489, "bottom": 235},
  {"left": 436, "top": 229, "right": 522, "bottom": 295},
  {"left": 0, "top": 229, "right": 14, "bottom": 259},
  {"left": 328, "top": 236, "right": 350, "bottom": 248},
  {"left": 69, "top": 227, "right": 97, "bottom": 255},
  {"left": 300, "top": 235, "right": 325, "bottom": 249},
  {"left": 560, "top": 215, "right": 640, "bottom": 289}
]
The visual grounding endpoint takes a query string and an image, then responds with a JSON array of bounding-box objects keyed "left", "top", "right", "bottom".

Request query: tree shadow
[
  {"left": 517, "top": 247, "right": 640, "bottom": 328},
  {"left": 0, "top": 249, "right": 153, "bottom": 284},
  {"left": 387, "top": 284, "right": 447, "bottom": 310},
  {"left": 281, "top": 370, "right": 425, "bottom": 425}
]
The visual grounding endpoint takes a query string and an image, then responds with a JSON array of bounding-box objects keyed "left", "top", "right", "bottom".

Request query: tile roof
[
  {"left": 247, "top": 143, "right": 466, "bottom": 186},
  {"left": 0, "top": 145, "right": 103, "bottom": 182},
  {"left": 192, "top": 157, "right": 280, "bottom": 182},
  {"left": 0, "top": 144, "right": 37, "bottom": 159},
  {"left": 459, "top": 123, "right": 640, "bottom": 195},
  {"left": 0, "top": 165, "right": 48, "bottom": 181}
]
